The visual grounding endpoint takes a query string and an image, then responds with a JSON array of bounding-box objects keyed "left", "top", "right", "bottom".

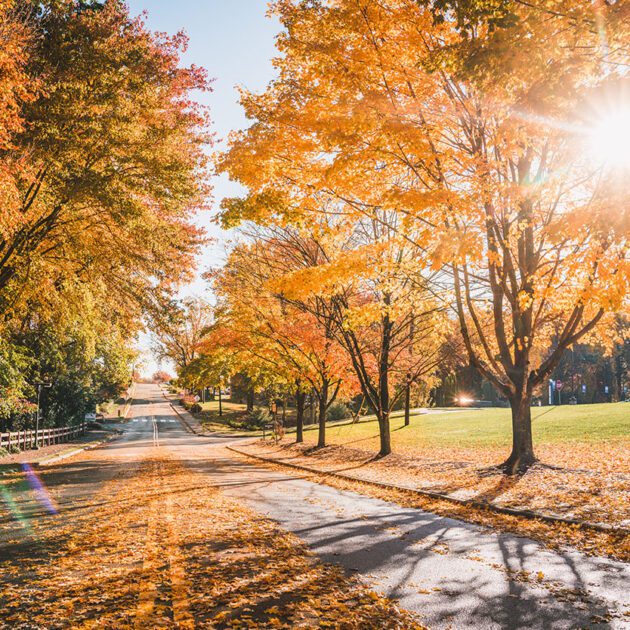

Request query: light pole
[{"left": 35, "top": 381, "right": 52, "bottom": 449}]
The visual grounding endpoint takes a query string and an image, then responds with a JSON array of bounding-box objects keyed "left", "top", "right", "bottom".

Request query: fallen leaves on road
[
  {"left": 0, "top": 448, "right": 423, "bottom": 629},
  {"left": 240, "top": 441, "right": 630, "bottom": 562}
]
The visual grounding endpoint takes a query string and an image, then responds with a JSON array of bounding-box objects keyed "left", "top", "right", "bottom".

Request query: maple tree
[
  {"left": 152, "top": 298, "right": 214, "bottom": 373},
  {"left": 250, "top": 222, "right": 447, "bottom": 457},
  {"left": 0, "top": 0, "right": 210, "bottom": 427},
  {"left": 0, "top": 0, "right": 209, "bottom": 320},
  {"left": 211, "top": 234, "right": 357, "bottom": 445},
  {"left": 219, "top": 0, "right": 629, "bottom": 471}
]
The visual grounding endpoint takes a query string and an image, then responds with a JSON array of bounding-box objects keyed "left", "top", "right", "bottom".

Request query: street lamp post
[{"left": 35, "top": 381, "right": 52, "bottom": 449}]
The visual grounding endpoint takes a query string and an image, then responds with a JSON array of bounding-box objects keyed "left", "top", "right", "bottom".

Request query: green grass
[
  {"left": 302, "top": 403, "right": 630, "bottom": 449},
  {"left": 196, "top": 400, "right": 247, "bottom": 429}
]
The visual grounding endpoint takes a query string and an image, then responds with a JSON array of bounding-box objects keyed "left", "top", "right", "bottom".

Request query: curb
[
  {"left": 36, "top": 433, "right": 121, "bottom": 467},
  {"left": 226, "top": 445, "right": 628, "bottom": 536},
  {"left": 168, "top": 403, "right": 199, "bottom": 435}
]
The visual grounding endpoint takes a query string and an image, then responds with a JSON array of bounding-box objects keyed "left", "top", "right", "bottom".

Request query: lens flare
[
  {"left": 22, "top": 463, "right": 58, "bottom": 515},
  {"left": 0, "top": 484, "right": 32, "bottom": 533}
]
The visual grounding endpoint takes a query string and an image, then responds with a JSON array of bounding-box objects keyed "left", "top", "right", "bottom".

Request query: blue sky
[{"left": 126, "top": 1, "right": 280, "bottom": 374}]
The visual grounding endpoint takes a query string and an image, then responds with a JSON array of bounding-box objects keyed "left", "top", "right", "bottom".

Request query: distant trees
[
  {"left": 152, "top": 298, "right": 214, "bottom": 372},
  {"left": 152, "top": 371, "right": 174, "bottom": 384}
]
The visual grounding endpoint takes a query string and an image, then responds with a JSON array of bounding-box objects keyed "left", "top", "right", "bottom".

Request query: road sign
[{"left": 556, "top": 380, "right": 564, "bottom": 391}]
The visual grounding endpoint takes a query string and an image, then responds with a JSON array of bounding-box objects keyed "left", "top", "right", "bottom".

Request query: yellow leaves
[
  {"left": 430, "top": 227, "right": 483, "bottom": 269},
  {"left": 517, "top": 290, "right": 533, "bottom": 312},
  {"left": 268, "top": 245, "right": 377, "bottom": 300},
  {"left": 247, "top": 418, "right": 630, "bottom": 562},
  {"left": 0, "top": 447, "right": 425, "bottom": 629}
]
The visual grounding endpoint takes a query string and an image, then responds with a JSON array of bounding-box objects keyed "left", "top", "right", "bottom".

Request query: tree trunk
[
  {"left": 501, "top": 391, "right": 536, "bottom": 474},
  {"left": 218, "top": 387, "right": 223, "bottom": 417},
  {"left": 404, "top": 379, "right": 411, "bottom": 427},
  {"left": 377, "top": 307, "right": 392, "bottom": 456},
  {"left": 377, "top": 411, "right": 392, "bottom": 457},
  {"left": 317, "top": 381, "right": 328, "bottom": 448},
  {"left": 246, "top": 388, "right": 255, "bottom": 413},
  {"left": 296, "top": 389, "right": 305, "bottom": 444}
]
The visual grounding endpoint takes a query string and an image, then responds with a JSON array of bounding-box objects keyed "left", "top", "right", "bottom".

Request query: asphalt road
[{"left": 1, "top": 383, "right": 628, "bottom": 629}]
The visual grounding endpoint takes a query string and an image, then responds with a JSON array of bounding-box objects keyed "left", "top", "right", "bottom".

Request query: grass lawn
[
  {"left": 195, "top": 400, "right": 249, "bottom": 431},
  {"left": 302, "top": 403, "right": 630, "bottom": 450},
  {"left": 196, "top": 400, "right": 307, "bottom": 434}
]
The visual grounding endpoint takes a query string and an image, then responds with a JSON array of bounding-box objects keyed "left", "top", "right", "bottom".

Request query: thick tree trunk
[
  {"left": 295, "top": 389, "right": 305, "bottom": 444},
  {"left": 501, "top": 391, "right": 536, "bottom": 474},
  {"left": 317, "top": 381, "right": 328, "bottom": 448},
  {"left": 404, "top": 379, "right": 411, "bottom": 427},
  {"left": 246, "top": 388, "right": 255, "bottom": 413},
  {"left": 377, "top": 411, "right": 392, "bottom": 457},
  {"left": 218, "top": 388, "right": 223, "bottom": 417}
]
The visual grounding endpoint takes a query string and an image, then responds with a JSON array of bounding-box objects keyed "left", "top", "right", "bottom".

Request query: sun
[{"left": 587, "top": 107, "right": 630, "bottom": 169}]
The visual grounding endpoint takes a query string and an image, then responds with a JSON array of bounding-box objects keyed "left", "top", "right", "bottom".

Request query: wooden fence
[{"left": 0, "top": 423, "right": 86, "bottom": 452}]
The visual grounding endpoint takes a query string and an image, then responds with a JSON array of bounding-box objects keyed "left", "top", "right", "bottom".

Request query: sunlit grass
[{"left": 301, "top": 403, "right": 630, "bottom": 449}]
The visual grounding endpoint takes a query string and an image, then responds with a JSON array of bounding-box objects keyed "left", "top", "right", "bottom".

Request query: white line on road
[{"left": 152, "top": 417, "right": 159, "bottom": 447}]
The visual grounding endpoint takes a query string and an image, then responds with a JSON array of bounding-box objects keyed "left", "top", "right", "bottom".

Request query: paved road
[{"left": 1, "top": 383, "right": 628, "bottom": 629}]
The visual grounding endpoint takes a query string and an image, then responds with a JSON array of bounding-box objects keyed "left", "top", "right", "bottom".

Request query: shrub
[
  {"left": 190, "top": 403, "right": 203, "bottom": 414},
  {"left": 98, "top": 401, "right": 113, "bottom": 414},
  {"left": 8, "top": 445, "right": 21, "bottom": 455},
  {"left": 0, "top": 447, "right": 9, "bottom": 458},
  {"left": 228, "top": 407, "right": 271, "bottom": 431},
  {"left": 181, "top": 395, "right": 197, "bottom": 411},
  {"left": 250, "top": 407, "right": 271, "bottom": 427},
  {"left": 327, "top": 401, "right": 351, "bottom": 421}
]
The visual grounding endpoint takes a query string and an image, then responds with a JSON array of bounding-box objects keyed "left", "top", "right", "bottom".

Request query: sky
[{"left": 125, "top": 1, "right": 281, "bottom": 376}]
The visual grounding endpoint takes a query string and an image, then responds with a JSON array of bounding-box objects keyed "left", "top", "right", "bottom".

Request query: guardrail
[{"left": 0, "top": 423, "right": 87, "bottom": 452}]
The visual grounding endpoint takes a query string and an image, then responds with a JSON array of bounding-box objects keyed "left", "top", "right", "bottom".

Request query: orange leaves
[{"left": 0, "top": 0, "right": 210, "bottom": 348}]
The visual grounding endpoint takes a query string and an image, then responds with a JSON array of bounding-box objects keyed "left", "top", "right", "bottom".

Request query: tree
[
  {"left": 152, "top": 298, "right": 214, "bottom": 372},
  {"left": 0, "top": 0, "right": 209, "bottom": 320},
  {"left": 180, "top": 347, "right": 235, "bottom": 415},
  {"left": 212, "top": 237, "right": 356, "bottom": 446},
  {"left": 0, "top": 0, "right": 36, "bottom": 237},
  {"left": 152, "top": 371, "right": 174, "bottom": 384},
  {"left": 260, "top": 222, "right": 447, "bottom": 457},
  {"left": 0, "top": 0, "right": 209, "bottom": 429},
  {"left": 219, "top": 0, "right": 629, "bottom": 471}
]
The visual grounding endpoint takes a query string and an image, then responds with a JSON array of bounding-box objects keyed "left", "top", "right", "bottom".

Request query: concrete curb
[
  {"left": 36, "top": 433, "right": 121, "bottom": 467},
  {"left": 168, "top": 402, "right": 199, "bottom": 435},
  {"left": 227, "top": 445, "right": 629, "bottom": 537}
]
